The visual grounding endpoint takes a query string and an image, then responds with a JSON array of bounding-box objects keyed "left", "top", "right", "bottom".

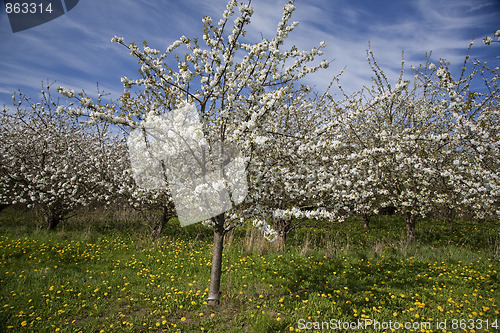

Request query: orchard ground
[{"left": 0, "top": 207, "right": 498, "bottom": 332}]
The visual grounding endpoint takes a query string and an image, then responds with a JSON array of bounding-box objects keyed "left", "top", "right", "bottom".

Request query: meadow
[{"left": 0, "top": 207, "right": 498, "bottom": 332}]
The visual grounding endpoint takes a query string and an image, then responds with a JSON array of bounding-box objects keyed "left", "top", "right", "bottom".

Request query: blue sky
[{"left": 0, "top": 0, "right": 499, "bottom": 109}]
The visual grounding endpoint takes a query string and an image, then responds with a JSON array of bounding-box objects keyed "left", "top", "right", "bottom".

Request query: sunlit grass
[{"left": 0, "top": 208, "right": 498, "bottom": 332}]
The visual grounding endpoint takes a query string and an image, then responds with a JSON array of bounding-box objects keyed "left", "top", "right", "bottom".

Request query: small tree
[{"left": 59, "top": 0, "right": 329, "bottom": 305}]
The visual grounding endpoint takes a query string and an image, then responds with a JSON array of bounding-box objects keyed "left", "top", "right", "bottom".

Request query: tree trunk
[
  {"left": 0, "top": 204, "right": 9, "bottom": 214},
  {"left": 362, "top": 214, "right": 371, "bottom": 230},
  {"left": 274, "top": 218, "right": 292, "bottom": 252},
  {"left": 276, "top": 232, "right": 287, "bottom": 252},
  {"left": 207, "top": 212, "right": 225, "bottom": 306},
  {"left": 404, "top": 213, "right": 416, "bottom": 244},
  {"left": 151, "top": 206, "right": 171, "bottom": 241},
  {"left": 447, "top": 207, "right": 454, "bottom": 232},
  {"left": 45, "top": 209, "right": 62, "bottom": 230}
]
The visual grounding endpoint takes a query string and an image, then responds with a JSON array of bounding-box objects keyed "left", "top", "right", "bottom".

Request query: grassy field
[{"left": 0, "top": 207, "right": 498, "bottom": 332}]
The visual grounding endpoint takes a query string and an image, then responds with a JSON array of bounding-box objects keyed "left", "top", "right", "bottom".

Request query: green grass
[{"left": 0, "top": 207, "right": 498, "bottom": 332}]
